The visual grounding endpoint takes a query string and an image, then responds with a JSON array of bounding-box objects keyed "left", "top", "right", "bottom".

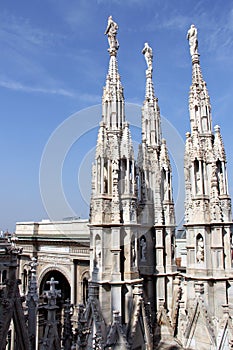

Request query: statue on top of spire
[
  {"left": 142, "top": 42, "right": 153, "bottom": 72},
  {"left": 105, "top": 16, "right": 119, "bottom": 53},
  {"left": 187, "top": 24, "right": 198, "bottom": 56}
]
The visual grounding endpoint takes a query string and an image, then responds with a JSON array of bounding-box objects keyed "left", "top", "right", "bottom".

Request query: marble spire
[
  {"left": 183, "top": 26, "right": 233, "bottom": 338},
  {"left": 141, "top": 42, "right": 161, "bottom": 148},
  {"left": 187, "top": 24, "right": 212, "bottom": 134},
  {"left": 102, "top": 16, "right": 125, "bottom": 131}
]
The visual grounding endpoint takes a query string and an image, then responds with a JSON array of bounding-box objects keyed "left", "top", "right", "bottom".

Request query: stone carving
[
  {"left": 62, "top": 299, "right": 73, "bottom": 350},
  {"left": 27, "top": 257, "right": 38, "bottom": 350},
  {"left": 40, "top": 277, "right": 61, "bottom": 349},
  {"left": 187, "top": 24, "right": 198, "bottom": 56},
  {"left": 142, "top": 42, "right": 153, "bottom": 71},
  {"left": 196, "top": 236, "right": 204, "bottom": 263},
  {"left": 105, "top": 15, "right": 119, "bottom": 52},
  {"left": 218, "top": 172, "right": 224, "bottom": 194},
  {"left": 140, "top": 237, "right": 147, "bottom": 262},
  {"left": 131, "top": 239, "right": 136, "bottom": 267},
  {"left": 0, "top": 240, "right": 30, "bottom": 349}
]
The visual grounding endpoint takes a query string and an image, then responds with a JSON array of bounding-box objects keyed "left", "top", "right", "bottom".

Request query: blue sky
[{"left": 0, "top": 0, "right": 233, "bottom": 231}]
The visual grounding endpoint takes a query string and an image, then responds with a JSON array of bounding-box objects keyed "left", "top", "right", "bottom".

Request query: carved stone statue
[
  {"left": 219, "top": 172, "right": 225, "bottom": 194},
  {"left": 196, "top": 236, "right": 204, "bottom": 263},
  {"left": 140, "top": 237, "right": 147, "bottom": 262},
  {"left": 142, "top": 42, "right": 153, "bottom": 71},
  {"left": 105, "top": 16, "right": 119, "bottom": 52},
  {"left": 131, "top": 240, "right": 136, "bottom": 267},
  {"left": 187, "top": 24, "right": 198, "bottom": 56}
]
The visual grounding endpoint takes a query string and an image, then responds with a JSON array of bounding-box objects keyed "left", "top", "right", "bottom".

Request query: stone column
[{"left": 70, "top": 262, "right": 75, "bottom": 304}]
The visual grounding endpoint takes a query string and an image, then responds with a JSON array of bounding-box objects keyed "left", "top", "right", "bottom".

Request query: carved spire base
[
  {"left": 108, "top": 47, "right": 118, "bottom": 56},
  {"left": 191, "top": 53, "right": 200, "bottom": 64}
]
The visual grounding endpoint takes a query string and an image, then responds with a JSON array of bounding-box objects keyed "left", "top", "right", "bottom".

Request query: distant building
[{"left": 16, "top": 219, "right": 90, "bottom": 307}]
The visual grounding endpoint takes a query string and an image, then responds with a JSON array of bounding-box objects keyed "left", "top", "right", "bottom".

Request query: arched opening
[
  {"left": 38, "top": 270, "right": 71, "bottom": 343},
  {"left": 39, "top": 270, "right": 70, "bottom": 300}
]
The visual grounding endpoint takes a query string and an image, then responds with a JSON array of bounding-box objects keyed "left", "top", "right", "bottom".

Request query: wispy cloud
[
  {"left": 0, "top": 78, "right": 101, "bottom": 104},
  {"left": 0, "top": 11, "right": 66, "bottom": 50},
  {"left": 148, "top": 14, "right": 191, "bottom": 31},
  {"left": 0, "top": 79, "right": 74, "bottom": 97}
]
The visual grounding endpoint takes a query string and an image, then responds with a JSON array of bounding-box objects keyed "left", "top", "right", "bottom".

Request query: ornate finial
[
  {"left": 43, "top": 277, "right": 61, "bottom": 306},
  {"left": 142, "top": 42, "right": 155, "bottom": 101},
  {"left": 187, "top": 24, "right": 198, "bottom": 56},
  {"left": 105, "top": 16, "right": 119, "bottom": 55},
  {"left": 47, "top": 276, "right": 59, "bottom": 293},
  {"left": 142, "top": 42, "right": 153, "bottom": 74}
]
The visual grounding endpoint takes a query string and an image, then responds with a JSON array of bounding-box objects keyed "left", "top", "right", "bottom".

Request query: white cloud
[
  {"left": 0, "top": 79, "right": 75, "bottom": 97},
  {"left": 0, "top": 11, "right": 66, "bottom": 50},
  {"left": 0, "top": 78, "right": 101, "bottom": 104}
]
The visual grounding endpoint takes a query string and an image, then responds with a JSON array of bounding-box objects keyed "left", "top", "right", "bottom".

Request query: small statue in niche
[
  {"left": 171, "top": 242, "right": 175, "bottom": 260},
  {"left": 219, "top": 172, "right": 224, "bottom": 194},
  {"left": 164, "top": 179, "right": 169, "bottom": 200},
  {"left": 104, "top": 175, "right": 108, "bottom": 193},
  {"left": 195, "top": 170, "right": 201, "bottom": 194},
  {"left": 131, "top": 240, "right": 136, "bottom": 267},
  {"left": 196, "top": 236, "right": 204, "bottom": 263},
  {"left": 140, "top": 237, "right": 147, "bottom": 262}
]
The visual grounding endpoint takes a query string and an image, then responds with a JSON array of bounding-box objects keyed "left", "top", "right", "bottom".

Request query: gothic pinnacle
[
  {"left": 102, "top": 16, "right": 125, "bottom": 130},
  {"left": 187, "top": 25, "right": 212, "bottom": 135}
]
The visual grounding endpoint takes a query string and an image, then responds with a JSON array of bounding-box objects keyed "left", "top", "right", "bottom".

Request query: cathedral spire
[
  {"left": 103, "top": 16, "right": 125, "bottom": 130},
  {"left": 183, "top": 25, "right": 233, "bottom": 344},
  {"left": 88, "top": 18, "right": 140, "bottom": 341},
  {"left": 138, "top": 42, "right": 176, "bottom": 321},
  {"left": 141, "top": 42, "right": 161, "bottom": 147},
  {"left": 187, "top": 24, "right": 212, "bottom": 134}
]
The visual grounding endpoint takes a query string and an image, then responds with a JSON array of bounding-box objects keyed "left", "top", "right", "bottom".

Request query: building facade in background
[{"left": 16, "top": 219, "right": 89, "bottom": 307}]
